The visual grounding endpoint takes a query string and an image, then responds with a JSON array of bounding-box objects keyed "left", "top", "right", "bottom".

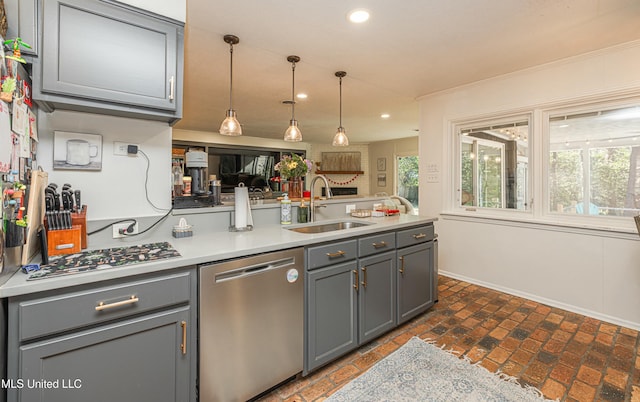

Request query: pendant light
[
  {"left": 219, "top": 34, "right": 242, "bottom": 136},
  {"left": 283, "top": 55, "right": 302, "bottom": 142},
  {"left": 332, "top": 71, "right": 349, "bottom": 146}
]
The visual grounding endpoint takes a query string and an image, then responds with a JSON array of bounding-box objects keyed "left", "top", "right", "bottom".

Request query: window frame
[
  {"left": 451, "top": 112, "right": 534, "bottom": 219},
  {"left": 541, "top": 97, "right": 640, "bottom": 230}
]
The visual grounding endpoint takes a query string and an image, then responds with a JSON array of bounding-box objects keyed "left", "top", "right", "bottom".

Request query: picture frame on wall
[
  {"left": 377, "top": 173, "right": 386, "bottom": 187},
  {"left": 53, "top": 131, "right": 103, "bottom": 171},
  {"left": 377, "top": 157, "right": 386, "bottom": 171}
]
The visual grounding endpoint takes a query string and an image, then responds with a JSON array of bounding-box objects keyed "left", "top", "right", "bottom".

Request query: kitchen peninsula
[{"left": 1, "top": 194, "right": 437, "bottom": 402}]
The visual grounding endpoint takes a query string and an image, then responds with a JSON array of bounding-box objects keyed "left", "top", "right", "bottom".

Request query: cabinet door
[
  {"left": 16, "top": 307, "right": 191, "bottom": 402},
  {"left": 397, "top": 242, "right": 434, "bottom": 325},
  {"left": 358, "top": 251, "right": 396, "bottom": 344},
  {"left": 306, "top": 261, "right": 358, "bottom": 374},
  {"left": 4, "top": 0, "right": 38, "bottom": 57},
  {"left": 39, "top": 0, "right": 179, "bottom": 111}
]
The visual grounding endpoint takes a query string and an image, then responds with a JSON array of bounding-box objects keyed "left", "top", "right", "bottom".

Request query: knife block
[
  {"left": 47, "top": 226, "right": 82, "bottom": 256},
  {"left": 44, "top": 206, "right": 87, "bottom": 250}
]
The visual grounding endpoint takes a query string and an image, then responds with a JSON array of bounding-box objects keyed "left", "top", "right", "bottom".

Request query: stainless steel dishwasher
[{"left": 199, "top": 248, "right": 304, "bottom": 402}]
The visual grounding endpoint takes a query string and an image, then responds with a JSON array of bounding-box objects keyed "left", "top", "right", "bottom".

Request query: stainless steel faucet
[{"left": 309, "top": 175, "right": 332, "bottom": 222}]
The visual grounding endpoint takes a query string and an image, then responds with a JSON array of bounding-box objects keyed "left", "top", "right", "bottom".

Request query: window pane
[
  {"left": 458, "top": 119, "right": 530, "bottom": 210},
  {"left": 549, "top": 105, "right": 640, "bottom": 216},
  {"left": 396, "top": 156, "right": 419, "bottom": 209}
]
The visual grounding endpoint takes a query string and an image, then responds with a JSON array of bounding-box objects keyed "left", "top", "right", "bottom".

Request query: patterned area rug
[
  {"left": 327, "top": 337, "right": 554, "bottom": 402},
  {"left": 27, "top": 242, "right": 181, "bottom": 280}
]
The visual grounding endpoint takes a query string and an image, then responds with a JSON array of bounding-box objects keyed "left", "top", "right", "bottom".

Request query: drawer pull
[
  {"left": 399, "top": 256, "right": 405, "bottom": 274},
  {"left": 372, "top": 241, "right": 387, "bottom": 248},
  {"left": 361, "top": 267, "right": 367, "bottom": 288},
  {"left": 326, "top": 250, "right": 346, "bottom": 258},
  {"left": 353, "top": 269, "right": 359, "bottom": 292},
  {"left": 95, "top": 295, "right": 139, "bottom": 311},
  {"left": 413, "top": 233, "right": 427, "bottom": 239},
  {"left": 181, "top": 321, "right": 187, "bottom": 355}
]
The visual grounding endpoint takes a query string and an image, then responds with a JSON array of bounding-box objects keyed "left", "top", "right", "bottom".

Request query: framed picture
[
  {"left": 377, "top": 157, "right": 386, "bottom": 171},
  {"left": 53, "top": 131, "right": 103, "bottom": 171},
  {"left": 377, "top": 173, "right": 386, "bottom": 187}
]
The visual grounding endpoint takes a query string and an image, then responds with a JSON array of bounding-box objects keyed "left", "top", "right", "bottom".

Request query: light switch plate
[{"left": 346, "top": 204, "right": 356, "bottom": 214}]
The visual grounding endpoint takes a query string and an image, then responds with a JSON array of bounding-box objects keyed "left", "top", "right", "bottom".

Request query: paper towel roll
[{"left": 235, "top": 185, "right": 249, "bottom": 229}]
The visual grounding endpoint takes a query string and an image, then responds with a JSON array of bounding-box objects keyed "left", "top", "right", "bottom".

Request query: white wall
[
  {"left": 38, "top": 110, "right": 172, "bottom": 220},
  {"left": 368, "top": 137, "right": 418, "bottom": 196},
  {"left": 420, "top": 40, "right": 640, "bottom": 329}
]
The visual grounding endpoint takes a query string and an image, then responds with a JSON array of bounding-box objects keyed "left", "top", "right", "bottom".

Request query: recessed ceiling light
[
  {"left": 380, "top": 113, "right": 390, "bottom": 119},
  {"left": 348, "top": 9, "right": 370, "bottom": 23},
  {"left": 296, "top": 93, "right": 308, "bottom": 99}
]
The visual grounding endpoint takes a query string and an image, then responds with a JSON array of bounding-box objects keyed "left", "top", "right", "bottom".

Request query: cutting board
[{"left": 21, "top": 169, "right": 47, "bottom": 265}]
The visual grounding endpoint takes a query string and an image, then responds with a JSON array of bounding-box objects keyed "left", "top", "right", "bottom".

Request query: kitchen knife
[{"left": 74, "top": 190, "right": 81, "bottom": 212}]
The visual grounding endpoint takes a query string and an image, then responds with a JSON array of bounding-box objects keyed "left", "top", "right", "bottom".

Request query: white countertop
[{"left": 0, "top": 214, "right": 436, "bottom": 298}]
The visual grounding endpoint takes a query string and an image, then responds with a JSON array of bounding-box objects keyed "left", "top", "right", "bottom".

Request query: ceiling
[{"left": 174, "top": 0, "right": 640, "bottom": 144}]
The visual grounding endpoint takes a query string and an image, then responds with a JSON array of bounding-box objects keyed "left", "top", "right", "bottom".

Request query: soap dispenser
[{"left": 281, "top": 193, "right": 292, "bottom": 224}]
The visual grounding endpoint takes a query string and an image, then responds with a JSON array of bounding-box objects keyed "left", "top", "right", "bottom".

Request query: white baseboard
[{"left": 439, "top": 270, "right": 640, "bottom": 332}]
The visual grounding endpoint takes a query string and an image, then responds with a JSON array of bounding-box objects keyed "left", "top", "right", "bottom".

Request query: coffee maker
[{"left": 185, "top": 151, "right": 208, "bottom": 195}]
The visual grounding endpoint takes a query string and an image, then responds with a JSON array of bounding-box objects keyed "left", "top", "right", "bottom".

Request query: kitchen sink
[{"left": 286, "top": 220, "right": 374, "bottom": 234}]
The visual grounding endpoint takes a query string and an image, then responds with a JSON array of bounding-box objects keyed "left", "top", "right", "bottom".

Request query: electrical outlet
[
  {"left": 112, "top": 222, "right": 139, "bottom": 238},
  {"left": 114, "top": 141, "right": 138, "bottom": 156},
  {"left": 346, "top": 204, "right": 356, "bottom": 214}
]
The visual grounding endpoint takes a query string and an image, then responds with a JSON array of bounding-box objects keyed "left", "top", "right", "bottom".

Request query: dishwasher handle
[{"left": 214, "top": 257, "right": 297, "bottom": 283}]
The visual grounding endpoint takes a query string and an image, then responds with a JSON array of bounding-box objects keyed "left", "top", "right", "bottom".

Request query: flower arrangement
[{"left": 275, "top": 154, "right": 312, "bottom": 179}]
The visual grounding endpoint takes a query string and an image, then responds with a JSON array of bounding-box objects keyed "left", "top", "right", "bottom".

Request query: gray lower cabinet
[
  {"left": 358, "top": 251, "right": 396, "bottom": 344},
  {"left": 306, "top": 260, "right": 358, "bottom": 373},
  {"left": 33, "top": 0, "right": 184, "bottom": 122},
  {"left": 18, "top": 308, "right": 190, "bottom": 402},
  {"left": 397, "top": 242, "right": 434, "bottom": 325},
  {"left": 305, "top": 224, "right": 435, "bottom": 374},
  {"left": 6, "top": 269, "right": 197, "bottom": 402}
]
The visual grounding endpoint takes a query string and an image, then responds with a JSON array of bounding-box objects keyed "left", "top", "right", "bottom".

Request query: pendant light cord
[
  {"left": 228, "top": 43, "right": 234, "bottom": 110},
  {"left": 339, "top": 76, "right": 343, "bottom": 128},
  {"left": 291, "top": 61, "right": 296, "bottom": 119}
]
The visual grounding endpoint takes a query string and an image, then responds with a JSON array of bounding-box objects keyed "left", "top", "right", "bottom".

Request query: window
[
  {"left": 396, "top": 155, "right": 419, "bottom": 209},
  {"left": 457, "top": 117, "right": 530, "bottom": 211},
  {"left": 548, "top": 105, "right": 640, "bottom": 217}
]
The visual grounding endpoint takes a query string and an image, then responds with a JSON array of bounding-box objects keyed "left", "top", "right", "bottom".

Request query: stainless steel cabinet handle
[
  {"left": 169, "top": 76, "right": 175, "bottom": 101},
  {"left": 361, "top": 267, "right": 367, "bottom": 288},
  {"left": 372, "top": 241, "right": 387, "bottom": 248},
  {"left": 180, "top": 321, "right": 187, "bottom": 355},
  {"left": 413, "top": 233, "right": 427, "bottom": 239},
  {"left": 353, "top": 269, "right": 359, "bottom": 291},
  {"left": 399, "top": 256, "right": 405, "bottom": 274},
  {"left": 95, "top": 295, "right": 139, "bottom": 311},
  {"left": 326, "top": 250, "right": 345, "bottom": 258}
]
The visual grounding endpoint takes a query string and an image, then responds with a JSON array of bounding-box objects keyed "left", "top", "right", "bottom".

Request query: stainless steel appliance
[
  {"left": 199, "top": 248, "right": 304, "bottom": 401},
  {"left": 185, "top": 150, "right": 208, "bottom": 195}
]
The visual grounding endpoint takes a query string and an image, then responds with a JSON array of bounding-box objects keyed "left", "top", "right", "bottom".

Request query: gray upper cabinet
[
  {"left": 33, "top": 0, "right": 184, "bottom": 123},
  {"left": 4, "top": 0, "right": 38, "bottom": 57}
]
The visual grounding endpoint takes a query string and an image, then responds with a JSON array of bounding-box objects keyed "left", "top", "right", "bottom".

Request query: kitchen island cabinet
[
  {"left": 5, "top": 268, "right": 197, "bottom": 402},
  {"left": 33, "top": 0, "right": 184, "bottom": 123}
]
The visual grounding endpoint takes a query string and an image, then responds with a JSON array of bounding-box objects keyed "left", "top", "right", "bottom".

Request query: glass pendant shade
[
  {"left": 284, "top": 119, "right": 302, "bottom": 142},
  {"left": 284, "top": 55, "right": 302, "bottom": 142},
  {"left": 332, "top": 126, "right": 349, "bottom": 146},
  {"left": 219, "top": 35, "right": 242, "bottom": 136},
  {"left": 219, "top": 109, "right": 242, "bottom": 136}
]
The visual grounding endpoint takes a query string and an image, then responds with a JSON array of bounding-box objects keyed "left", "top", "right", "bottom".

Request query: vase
[{"left": 289, "top": 177, "right": 303, "bottom": 199}]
